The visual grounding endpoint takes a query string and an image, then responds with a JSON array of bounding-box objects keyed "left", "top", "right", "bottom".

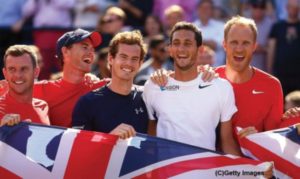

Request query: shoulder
[
  {"left": 254, "top": 68, "right": 281, "bottom": 86},
  {"left": 212, "top": 77, "right": 232, "bottom": 89}
]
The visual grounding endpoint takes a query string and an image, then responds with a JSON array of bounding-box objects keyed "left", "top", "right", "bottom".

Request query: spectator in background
[
  {"left": 118, "top": 0, "right": 153, "bottom": 29},
  {"left": 163, "top": 5, "right": 186, "bottom": 36},
  {"left": 0, "top": 45, "right": 50, "bottom": 126},
  {"left": 285, "top": 90, "right": 300, "bottom": 111},
  {"left": 153, "top": 0, "right": 197, "bottom": 22},
  {"left": 196, "top": 45, "right": 215, "bottom": 66},
  {"left": 92, "top": 47, "right": 111, "bottom": 79},
  {"left": 194, "top": 0, "right": 225, "bottom": 67},
  {"left": 248, "top": 0, "right": 274, "bottom": 71},
  {"left": 0, "top": 0, "right": 28, "bottom": 80},
  {"left": 267, "top": 0, "right": 300, "bottom": 96},
  {"left": 29, "top": 45, "right": 44, "bottom": 71},
  {"left": 134, "top": 35, "right": 172, "bottom": 85},
  {"left": 143, "top": 15, "right": 165, "bottom": 45},
  {"left": 73, "top": 0, "right": 103, "bottom": 30},
  {"left": 22, "top": 0, "right": 76, "bottom": 80},
  {"left": 96, "top": 6, "right": 127, "bottom": 50}
]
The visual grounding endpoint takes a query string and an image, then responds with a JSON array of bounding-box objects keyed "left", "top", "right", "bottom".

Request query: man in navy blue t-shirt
[{"left": 72, "top": 31, "right": 151, "bottom": 139}]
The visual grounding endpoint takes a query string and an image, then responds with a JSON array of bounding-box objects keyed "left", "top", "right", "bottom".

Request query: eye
[{"left": 7, "top": 67, "right": 15, "bottom": 73}]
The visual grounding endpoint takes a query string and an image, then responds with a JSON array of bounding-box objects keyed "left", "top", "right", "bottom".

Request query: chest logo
[
  {"left": 252, "top": 90, "right": 264, "bottom": 94},
  {"left": 135, "top": 107, "right": 144, "bottom": 115},
  {"left": 199, "top": 84, "right": 211, "bottom": 89}
]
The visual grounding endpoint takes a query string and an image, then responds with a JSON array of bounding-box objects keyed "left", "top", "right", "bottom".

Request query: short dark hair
[
  {"left": 169, "top": 21, "right": 202, "bottom": 47},
  {"left": 4, "top": 45, "right": 37, "bottom": 68}
]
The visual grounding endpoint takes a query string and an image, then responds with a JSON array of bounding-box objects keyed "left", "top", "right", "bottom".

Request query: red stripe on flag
[
  {"left": 0, "top": 166, "right": 21, "bottom": 179},
  {"left": 240, "top": 137, "right": 298, "bottom": 178},
  {"left": 134, "top": 155, "right": 263, "bottom": 179},
  {"left": 64, "top": 131, "right": 118, "bottom": 178}
]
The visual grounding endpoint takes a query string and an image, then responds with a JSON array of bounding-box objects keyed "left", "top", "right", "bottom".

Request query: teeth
[
  {"left": 14, "top": 81, "right": 24, "bottom": 84},
  {"left": 122, "top": 68, "right": 132, "bottom": 72}
]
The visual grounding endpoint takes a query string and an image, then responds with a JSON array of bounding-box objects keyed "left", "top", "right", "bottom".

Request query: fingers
[
  {"left": 150, "top": 69, "right": 169, "bottom": 87},
  {"left": 198, "top": 65, "right": 217, "bottom": 82},
  {"left": 23, "top": 119, "right": 32, "bottom": 123},
  {"left": 238, "top": 126, "right": 258, "bottom": 138},
  {"left": 109, "top": 123, "right": 136, "bottom": 139},
  {"left": 282, "top": 107, "right": 300, "bottom": 119},
  {"left": 0, "top": 114, "right": 21, "bottom": 127},
  {"left": 264, "top": 163, "right": 273, "bottom": 179}
]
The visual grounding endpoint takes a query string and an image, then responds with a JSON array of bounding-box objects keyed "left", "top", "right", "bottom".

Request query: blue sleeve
[{"left": 72, "top": 95, "right": 93, "bottom": 130}]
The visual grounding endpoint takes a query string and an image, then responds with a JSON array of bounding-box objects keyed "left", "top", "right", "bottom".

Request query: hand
[
  {"left": 109, "top": 123, "right": 136, "bottom": 139},
  {"left": 197, "top": 65, "right": 218, "bottom": 82},
  {"left": 0, "top": 114, "right": 22, "bottom": 127},
  {"left": 119, "top": 0, "right": 131, "bottom": 9},
  {"left": 11, "top": 19, "right": 25, "bottom": 33},
  {"left": 150, "top": 69, "right": 172, "bottom": 87},
  {"left": 84, "top": 73, "right": 100, "bottom": 87},
  {"left": 282, "top": 107, "right": 300, "bottom": 119},
  {"left": 238, "top": 126, "right": 257, "bottom": 138},
  {"left": 263, "top": 163, "right": 273, "bottom": 179},
  {"left": 296, "top": 124, "right": 300, "bottom": 135}
]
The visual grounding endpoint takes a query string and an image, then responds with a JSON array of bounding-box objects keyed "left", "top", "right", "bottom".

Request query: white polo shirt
[{"left": 143, "top": 75, "right": 237, "bottom": 150}]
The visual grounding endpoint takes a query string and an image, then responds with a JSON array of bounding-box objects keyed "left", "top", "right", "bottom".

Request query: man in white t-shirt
[{"left": 143, "top": 21, "right": 241, "bottom": 156}]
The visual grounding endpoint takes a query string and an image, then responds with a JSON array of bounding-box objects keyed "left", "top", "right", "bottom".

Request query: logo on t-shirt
[
  {"left": 252, "top": 90, "right": 264, "bottom": 94},
  {"left": 198, "top": 84, "right": 211, "bottom": 89},
  {"left": 160, "top": 85, "right": 180, "bottom": 91},
  {"left": 135, "top": 107, "right": 144, "bottom": 115}
]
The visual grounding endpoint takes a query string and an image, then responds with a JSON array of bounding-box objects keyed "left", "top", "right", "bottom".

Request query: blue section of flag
[
  {"left": 120, "top": 133, "right": 211, "bottom": 176},
  {"left": 274, "top": 126, "right": 300, "bottom": 145},
  {"left": 0, "top": 123, "right": 32, "bottom": 154}
]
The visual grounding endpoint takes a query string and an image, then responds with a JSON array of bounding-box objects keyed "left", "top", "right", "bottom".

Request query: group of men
[{"left": 0, "top": 13, "right": 299, "bottom": 176}]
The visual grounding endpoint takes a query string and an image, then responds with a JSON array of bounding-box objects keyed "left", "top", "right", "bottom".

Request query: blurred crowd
[{"left": 0, "top": 0, "right": 300, "bottom": 98}]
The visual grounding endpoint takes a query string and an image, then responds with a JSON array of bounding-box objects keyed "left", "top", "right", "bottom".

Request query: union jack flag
[
  {"left": 0, "top": 123, "right": 270, "bottom": 179},
  {"left": 239, "top": 125, "right": 300, "bottom": 179}
]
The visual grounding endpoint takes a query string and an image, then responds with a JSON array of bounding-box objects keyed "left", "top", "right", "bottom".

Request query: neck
[
  {"left": 9, "top": 91, "right": 32, "bottom": 104},
  {"left": 200, "top": 18, "right": 209, "bottom": 26},
  {"left": 174, "top": 65, "right": 198, "bottom": 81},
  {"left": 108, "top": 77, "right": 133, "bottom": 95},
  {"left": 225, "top": 65, "right": 253, "bottom": 84},
  {"left": 62, "top": 66, "right": 86, "bottom": 84}
]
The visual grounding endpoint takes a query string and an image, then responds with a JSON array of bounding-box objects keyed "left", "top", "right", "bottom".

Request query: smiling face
[
  {"left": 63, "top": 38, "right": 95, "bottom": 74},
  {"left": 169, "top": 29, "right": 199, "bottom": 71},
  {"left": 109, "top": 43, "right": 142, "bottom": 82},
  {"left": 3, "top": 54, "right": 38, "bottom": 96},
  {"left": 223, "top": 24, "right": 257, "bottom": 72}
]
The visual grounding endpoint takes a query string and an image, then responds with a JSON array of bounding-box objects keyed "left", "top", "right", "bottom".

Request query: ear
[
  {"left": 2, "top": 68, "right": 7, "bottom": 80},
  {"left": 167, "top": 44, "right": 174, "bottom": 58},
  {"left": 61, "top": 46, "right": 69, "bottom": 59},
  {"left": 253, "top": 42, "right": 258, "bottom": 53},
  {"left": 107, "top": 53, "right": 113, "bottom": 65},
  {"left": 222, "top": 40, "right": 226, "bottom": 51},
  {"left": 34, "top": 67, "right": 40, "bottom": 79}
]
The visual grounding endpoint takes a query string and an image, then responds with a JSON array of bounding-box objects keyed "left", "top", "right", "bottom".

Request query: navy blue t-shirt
[{"left": 72, "top": 85, "right": 149, "bottom": 133}]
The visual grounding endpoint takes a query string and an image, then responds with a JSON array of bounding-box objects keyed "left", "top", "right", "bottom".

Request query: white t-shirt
[{"left": 142, "top": 75, "right": 237, "bottom": 150}]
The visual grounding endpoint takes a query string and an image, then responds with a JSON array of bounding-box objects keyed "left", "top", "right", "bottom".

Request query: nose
[{"left": 235, "top": 43, "right": 244, "bottom": 52}]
